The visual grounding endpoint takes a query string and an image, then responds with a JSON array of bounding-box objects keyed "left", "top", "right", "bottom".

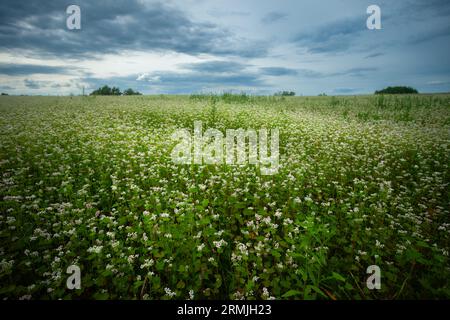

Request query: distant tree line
[
  {"left": 90, "top": 85, "right": 142, "bottom": 96},
  {"left": 375, "top": 86, "right": 418, "bottom": 94},
  {"left": 274, "top": 91, "right": 295, "bottom": 96},
  {"left": 123, "top": 88, "right": 142, "bottom": 96}
]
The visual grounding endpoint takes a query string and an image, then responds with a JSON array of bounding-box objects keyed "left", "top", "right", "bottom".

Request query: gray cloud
[
  {"left": 208, "top": 9, "right": 250, "bottom": 17},
  {"left": 290, "top": 67, "right": 377, "bottom": 79},
  {"left": 0, "top": 63, "right": 76, "bottom": 75},
  {"left": 292, "top": 16, "right": 364, "bottom": 53},
  {"left": 180, "top": 61, "right": 249, "bottom": 74},
  {"left": 408, "top": 24, "right": 450, "bottom": 45},
  {"left": 24, "top": 79, "right": 42, "bottom": 89},
  {"left": 290, "top": 1, "right": 450, "bottom": 55},
  {"left": 23, "top": 78, "right": 82, "bottom": 90},
  {"left": 261, "top": 11, "right": 288, "bottom": 24},
  {"left": 365, "top": 52, "right": 384, "bottom": 59},
  {"left": 260, "top": 67, "right": 297, "bottom": 76},
  {"left": 0, "top": 0, "right": 267, "bottom": 59},
  {"left": 127, "top": 59, "right": 294, "bottom": 93},
  {"left": 296, "top": 68, "right": 324, "bottom": 78},
  {"left": 331, "top": 67, "right": 378, "bottom": 77},
  {"left": 402, "top": 0, "right": 450, "bottom": 19}
]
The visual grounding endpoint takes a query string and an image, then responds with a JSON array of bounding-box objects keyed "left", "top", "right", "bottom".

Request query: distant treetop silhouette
[{"left": 375, "top": 86, "right": 418, "bottom": 94}]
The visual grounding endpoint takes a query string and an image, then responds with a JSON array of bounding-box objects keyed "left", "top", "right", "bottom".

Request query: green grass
[{"left": 0, "top": 94, "right": 449, "bottom": 299}]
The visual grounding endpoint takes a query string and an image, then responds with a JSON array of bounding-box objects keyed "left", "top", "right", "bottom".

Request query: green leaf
[
  {"left": 307, "top": 285, "right": 327, "bottom": 298},
  {"left": 332, "top": 272, "right": 346, "bottom": 282},
  {"left": 270, "top": 250, "right": 281, "bottom": 258},
  {"left": 282, "top": 289, "right": 301, "bottom": 298}
]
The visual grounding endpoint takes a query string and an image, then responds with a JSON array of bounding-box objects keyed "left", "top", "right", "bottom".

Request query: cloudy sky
[{"left": 0, "top": 0, "right": 449, "bottom": 95}]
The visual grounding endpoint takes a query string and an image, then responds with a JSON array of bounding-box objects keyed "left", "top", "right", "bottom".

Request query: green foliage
[
  {"left": 90, "top": 86, "right": 142, "bottom": 96},
  {"left": 375, "top": 86, "right": 419, "bottom": 95},
  {"left": 0, "top": 94, "right": 449, "bottom": 300},
  {"left": 123, "top": 88, "right": 142, "bottom": 96},
  {"left": 90, "top": 85, "right": 122, "bottom": 96}
]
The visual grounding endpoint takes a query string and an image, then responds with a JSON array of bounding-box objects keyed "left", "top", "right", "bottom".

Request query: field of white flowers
[{"left": 0, "top": 94, "right": 449, "bottom": 299}]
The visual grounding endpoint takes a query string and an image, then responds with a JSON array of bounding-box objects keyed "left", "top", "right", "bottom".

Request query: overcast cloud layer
[{"left": 0, "top": 0, "right": 449, "bottom": 95}]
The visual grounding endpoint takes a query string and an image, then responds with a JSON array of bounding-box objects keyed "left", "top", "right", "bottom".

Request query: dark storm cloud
[
  {"left": 261, "top": 11, "right": 288, "bottom": 24},
  {"left": 291, "top": 1, "right": 450, "bottom": 55},
  {"left": 0, "top": 63, "right": 76, "bottom": 75},
  {"left": 292, "top": 16, "right": 364, "bottom": 53},
  {"left": 0, "top": 0, "right": 267, "bottom": 58}
]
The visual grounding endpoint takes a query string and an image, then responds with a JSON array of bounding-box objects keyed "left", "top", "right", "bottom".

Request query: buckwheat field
[{"left": 1, "top": 94, "right": 449, "bottom": 299}]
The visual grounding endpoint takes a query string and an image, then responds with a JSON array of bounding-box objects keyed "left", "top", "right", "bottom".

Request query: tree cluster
[
  {"left": 90, "top": 85, "right": 142, "bottom": 96},
  {"left": 375, "top": 86, "right": 418, "bottom": 94}
]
